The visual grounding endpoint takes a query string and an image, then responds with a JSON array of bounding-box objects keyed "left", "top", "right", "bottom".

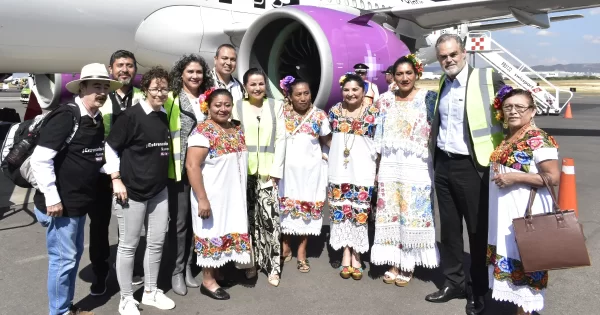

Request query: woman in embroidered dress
[
  {"left": 232, "top": 68, "right": 286, "bottom": 287},
  {"left": 186, "top": 88, "right": 251, "bottom": 300},
  {"left": 487, "top": 87, "right": 560, "bottom": 314},
  {"left": 278, "top": 76, "right": 330, "bottom": 273},
  {"left": 371, "top": 55, "right": 440, "bottom": 287},
  {"left": 328, "top": 73, "right": 379, "bottom": 280}
]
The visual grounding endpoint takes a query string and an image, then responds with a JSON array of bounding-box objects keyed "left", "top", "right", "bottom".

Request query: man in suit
[{"left": 425, "top": 34, "right": 504, "bottom": 315}]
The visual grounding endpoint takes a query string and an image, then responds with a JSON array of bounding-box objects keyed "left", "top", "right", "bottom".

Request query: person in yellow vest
[
  {"left": 91, "top": 50, "right": 145, "bottom": 296},
  {"left": 163, "top": 54, "right": 214, "bottom": 296},
  {"left": 424, "top": 34, "right": 504, "bottom": 315},
  {"left": 353, "top": 63, "right": 379, "bottom": 105},
  {"left": 232, "top": 68, "right": 286, "bottom": 287}
]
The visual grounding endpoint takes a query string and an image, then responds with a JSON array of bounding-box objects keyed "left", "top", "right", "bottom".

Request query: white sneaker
[
  {"left": 142, "top": 288, "right": 176, "bottom": 310},
  {"left": 118, "top": 296, "right": 140, "bottom": 315}
]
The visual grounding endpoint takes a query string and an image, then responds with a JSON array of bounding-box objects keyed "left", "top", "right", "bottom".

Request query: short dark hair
[
  {"left": 140, "top": 66, "right": 170, "bottom": 93},
  {"left": 288, "top": 79, "right": 309, "bottom": 95},
  {"left": 207, "top": 88, "right": 233, "bottom": 106},
  {"left": 215, "top": 44, "right": 237, "bottom": 57},
  {"left": 502, "top": 88, "right": 535, "bottom": 108},
  {"left": 169, "top": 54, "right": 214, "bottom": 98},
  {"left": 340, "top": 73, "right": 364, "bottom": 90},
  {"left": 109, "top": 50, "right": 137, "bottom": 69}
]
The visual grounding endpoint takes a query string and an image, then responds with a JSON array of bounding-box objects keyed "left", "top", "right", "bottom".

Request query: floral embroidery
[
  {"left": 279, "top": 197, "right": 324, "bottom": 220},
  {"left": 375, "top": 182, "right": 434, "bottom": 229},
  {"left": 486, "top": 245, "right": 548, "bottom": 291},
  {"left": 328, "top": 102, "right": 379, "bottom": 138},
  {"left": 194, "top": 233, "right": 252, "bottom": 259},
  {"left": 489, "top": 129, "right": 558, "bottom": 173},
  {"left": 283, "top": 107, "right": 327, "bottom": 138},
  {"left": 196, "top": 122, "right": 246, "bottom": 159},
  {"left": 328, "top": 182, "right": 374, "bottom": 226}
]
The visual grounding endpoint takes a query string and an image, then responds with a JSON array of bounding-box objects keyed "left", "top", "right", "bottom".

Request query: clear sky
[{"left": 493, "top": 8, "right": 600, "bottom": 66}]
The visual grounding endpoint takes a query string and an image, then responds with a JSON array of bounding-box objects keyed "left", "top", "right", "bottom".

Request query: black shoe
[
  {"left": 90, "top": 273, "right": 108, "bottom": 296},
  {"left": 200, "top": 284, "right": 230, "bottom": 300},
  {"left": 425, "top": 287, "right": 467, "bottom": 303},
  {"left": 466, "top": 295, "right": 485, "bottom": 315},
  {"left": 132, "top": 274, "right": 144, "bottom": 286}
]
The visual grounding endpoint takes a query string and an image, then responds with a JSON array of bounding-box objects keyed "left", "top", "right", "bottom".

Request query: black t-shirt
[
  {"left": 34, "top": 104, "right": 105, "bottom": 216},
  {"left": 106, "top": 103, "right": 170, "bottom": 202}
]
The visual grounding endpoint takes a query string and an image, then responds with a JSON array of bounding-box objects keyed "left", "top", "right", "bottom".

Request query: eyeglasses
[
  {"left": 502, "top": 104, "right": 533, "bottom": 113},
  {"left": 148, "top": 88, "right": 169, "bottom": 95}
]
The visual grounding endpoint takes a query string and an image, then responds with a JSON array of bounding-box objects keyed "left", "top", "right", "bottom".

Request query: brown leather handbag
[{"left": 512, "top": 173, "right": 591, "bottom": 273}]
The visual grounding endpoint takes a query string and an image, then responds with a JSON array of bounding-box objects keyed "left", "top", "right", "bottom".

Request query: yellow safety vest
[
  {"left": 99, "top": 87, "right": 143, "bottom": 138},
  {"left": 232, "top": 98, "right": 277, "bottom": 176},
  {"left": 164, "top": 92, "right": 183, "bottom": 181},
  {"left": 435, "top": 68, "right": 503, "bottom": 167}
]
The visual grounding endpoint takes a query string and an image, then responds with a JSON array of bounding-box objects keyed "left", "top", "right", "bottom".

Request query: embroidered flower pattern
[
  {"left": 283, "top": 107, "right": 327, "bottom": 138},
  {"left": 327, "top": 182, "right": 374, "bottom": 226},
  {"left": 489, "top": 129, "right": 558, "bottom": 173},
  {"left": 195, "top": 121, "right": 246, "bottom": 159},
  {"left": 194, "top": 233, "right": 251, "bottom": 259},
  {"left": 328, "top": 102, "right": 379, "bottom": 138},
  {"left": 486, "top": 245, "right": 548, "bottom": 290},
  {"left": 279, "top": 198, "right": 324, "bottom": 220}
]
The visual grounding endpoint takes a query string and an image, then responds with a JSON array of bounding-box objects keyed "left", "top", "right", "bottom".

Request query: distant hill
[{"left": 424, "top": 63, "right": 600, "bottom": 73}]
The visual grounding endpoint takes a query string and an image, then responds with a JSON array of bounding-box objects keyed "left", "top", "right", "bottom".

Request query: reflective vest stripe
[
  {"left": 235, "top": 99, "right": 276, "bottom": 152},
  {"left": 165, "top": 92, "right": 182, "bottom": 181},
  {"left": 468, "top": 69, "right": 502, "bottom": 138},
  {"left": 100, "top": 87, "right": 143, "bottom": 138}
]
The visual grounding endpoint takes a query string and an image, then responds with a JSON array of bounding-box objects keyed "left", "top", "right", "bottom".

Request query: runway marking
[
  {"left": 16, "top": 244, "right": 90, "bottom": 264},
  {"left": 0, "top": 97, "right": 21, "bottom": 102}
]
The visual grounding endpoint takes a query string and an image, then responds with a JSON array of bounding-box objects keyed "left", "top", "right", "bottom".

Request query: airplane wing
[
  {"left": 468, "top": 14, "right": 584, "bottom": 32},
  {"left": 371, "top": 0, "right": 599, "bottom": 29}
]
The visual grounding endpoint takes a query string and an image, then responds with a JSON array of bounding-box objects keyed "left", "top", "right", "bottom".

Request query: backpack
[{"left": 0, "top": 104, "right": 80, "bottom": 189}]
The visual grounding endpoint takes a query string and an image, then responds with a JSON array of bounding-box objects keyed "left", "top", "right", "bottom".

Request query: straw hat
[{"left": 65, "top": 63, "right": 123, "bottom": 94}]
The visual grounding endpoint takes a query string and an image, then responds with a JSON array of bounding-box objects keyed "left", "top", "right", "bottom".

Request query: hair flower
[
  {"left": 339, "top": 71, "right": 355, "bottom": 87},
  {"left": 279, "top": 75, "right": 296, "bottom": 96},
  {"left": 405, "top": 53, "right": 424, "bottom": 77},
  {"left": 199, "top": 87, "right": 216, "bottom": 115},
  {"left": 491, "top": 84, "right": 513, "bottom": 123}
]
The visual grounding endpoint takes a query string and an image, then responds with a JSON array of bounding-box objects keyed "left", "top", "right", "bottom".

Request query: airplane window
[
  {"left": 360, "top": 1, "right": 365, "bottom": 9},
  {"left": 368, "top": 2, "right": 372, "bottom": 9},
  {"left": 352, "top": 0, "right": 357, "bottom": 7},
  {"left": 375, "top": 3, "right": 379, "bottom": 8},
  {"left": 345, "top": 0, "right": 349, "bottom": 6}
]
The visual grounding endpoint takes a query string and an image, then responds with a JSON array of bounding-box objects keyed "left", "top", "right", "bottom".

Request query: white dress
[
  {"left": 487, "top": 129, "right": 559, "bottom": 313},
  {"left": 188, "top": 121, "right": 252, "bottom": 268},
  {"left": 278, "top": 107, "right": 330, "bottom": 236},
  {"left": 327, "top": 102, "right": 379, "bottom": 253},
  {"left": 370, "top": 89, "right": 440, "bottom": 272}
]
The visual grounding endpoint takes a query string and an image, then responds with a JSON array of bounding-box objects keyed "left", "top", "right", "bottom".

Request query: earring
[
  {"left": 530, "top": 118, "right": 536, "bottom": 127},
  {"left": 243, "top": 91, "right": 248, "bottom": 99},
  {"left": 503, "top": 119, "right": 508, "bottom": 129}
]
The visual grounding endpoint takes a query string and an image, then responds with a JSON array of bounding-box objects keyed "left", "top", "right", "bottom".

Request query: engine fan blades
[{"left": 278, "top": 26, "right": 320, "bottom": 101}]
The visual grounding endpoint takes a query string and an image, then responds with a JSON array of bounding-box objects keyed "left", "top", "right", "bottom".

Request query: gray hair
[{"left": 435, "top": 34, "right": 465, "bottom": 51}]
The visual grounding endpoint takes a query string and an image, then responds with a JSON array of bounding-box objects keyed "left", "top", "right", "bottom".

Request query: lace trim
[
  {"left": 196, "top": 252, "right": 251, "bottom": 268},
  {"left": 373, "top": 225, "right": 436, "bottom": 248},
  {"left": 370, "top": 244, "right": 439, "bottom": 271},
  {"left": 280, "top": 216, "right": 322, "bottom": 236},
  {"left": 378, "top": 140, "right": 430, "bottom": 159},
  {"left": 329, "top": 220, "right": 369, "bottom": 253},
  {"left": 488, "top": 266, "right": 545, "bottom": 313}
]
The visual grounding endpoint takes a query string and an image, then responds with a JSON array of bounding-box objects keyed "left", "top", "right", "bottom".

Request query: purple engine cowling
[{"left": 237, "top": 5, "right": 410, "bottom": 111}]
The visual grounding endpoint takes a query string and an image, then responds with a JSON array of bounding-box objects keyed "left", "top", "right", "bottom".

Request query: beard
[{"left": 118, "top": 77, "right": 132, "bottom": 85}]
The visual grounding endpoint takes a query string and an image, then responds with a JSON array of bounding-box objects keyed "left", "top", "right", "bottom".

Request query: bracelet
[{"left": 111, "top": 175, "right": 121, "bottom": 180}]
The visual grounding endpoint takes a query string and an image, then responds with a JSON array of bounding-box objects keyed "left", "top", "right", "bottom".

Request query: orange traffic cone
[
  {"left": 563, "top": 103, "right": 573, "bottom": 119},
  {"left": 558, "top": 158, "right": 578, "bottom": 217}
]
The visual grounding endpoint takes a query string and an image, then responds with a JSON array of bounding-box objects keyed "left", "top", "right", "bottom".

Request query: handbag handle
[
  {"left": 524, "top": 187, "right": 538, "bottom": 219},
  {"left": 538, "top": 173, "right": 563, "bottom": 212}
]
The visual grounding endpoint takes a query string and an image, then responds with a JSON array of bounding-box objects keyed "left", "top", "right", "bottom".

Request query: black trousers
[
  {"left": 167, "top": 175, "right": 194, "bottom": 276},
  {"left": 434, "top": 148, "right": 489, "bottom": 297},
  {"left": 88, "top": 174, "right": 112, "bottom": 277}
]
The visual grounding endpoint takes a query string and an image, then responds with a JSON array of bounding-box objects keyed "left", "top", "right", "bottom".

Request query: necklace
[
  {"left": 341, "top": 102, "right": 364, "bottom": 166},
  {"left": 491, "top": 124, "right": 532, "bottom": 173}
]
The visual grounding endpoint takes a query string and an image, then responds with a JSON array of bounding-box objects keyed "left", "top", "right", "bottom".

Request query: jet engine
[{"left": 237, "top": 6, "right": 410, "bottom": 110}]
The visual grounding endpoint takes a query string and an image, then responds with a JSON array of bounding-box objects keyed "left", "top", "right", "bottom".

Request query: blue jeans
[{"left": 35, "top": 208, "right": 86, "bottom": 315}]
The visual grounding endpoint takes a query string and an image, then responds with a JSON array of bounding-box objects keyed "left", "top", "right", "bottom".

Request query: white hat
[{"left": 65, "top": 63, "right": 123, "bottom": 94}]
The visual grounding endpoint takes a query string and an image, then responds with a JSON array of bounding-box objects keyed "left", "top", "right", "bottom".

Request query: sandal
[
  {"left": 297, "top": 260, "right": 310, "bottom": 273},
  {"left": 268, "top": 274, "right": 280, "bottom": 287},
  {"left": 395, "top": 271, "right": 413, "bottom": 287},
  {"left": 282, "top": 253, "right": 292, "bottom": 263},
  {"left": 339, "top": 266, "right": 354, "bottom": 279},
  {"left": 351, "top": 267, "right": 363, "bottom": 280},
  {"left": 383, "top": 271, "right": 398, "bottom": 284}
]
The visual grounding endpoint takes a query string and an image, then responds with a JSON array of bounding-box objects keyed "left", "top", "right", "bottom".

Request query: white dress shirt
[
  {"left": 103, "top": 99, "right": 167, "bottom": 175},
  {"left": 211, "top": 68, "right": 244, "bottom": 105},
  {"left": 436, "top": 65, "right": 469, "bottom": 155},
  {"left": 30, "top": 96, "right": 99, "bottom": 206}
]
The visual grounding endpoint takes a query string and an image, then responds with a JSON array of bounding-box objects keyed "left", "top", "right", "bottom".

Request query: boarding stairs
[{"left": 465, "top": 31, "right": 573, "bottom": 115}]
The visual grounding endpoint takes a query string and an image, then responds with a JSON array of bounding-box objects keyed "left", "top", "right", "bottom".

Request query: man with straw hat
[{"left": 30, "top": 63, "right": 121, "bottom": 315}]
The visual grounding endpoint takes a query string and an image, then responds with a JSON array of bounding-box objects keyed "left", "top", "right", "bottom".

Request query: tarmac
[{"left": 1, "top": 89, "right": 599, "bottom": 315}]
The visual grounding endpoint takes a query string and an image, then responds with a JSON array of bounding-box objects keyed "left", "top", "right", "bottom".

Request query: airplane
[{"left": 0, "top": 0, "right": 597, "bottom": 117}]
